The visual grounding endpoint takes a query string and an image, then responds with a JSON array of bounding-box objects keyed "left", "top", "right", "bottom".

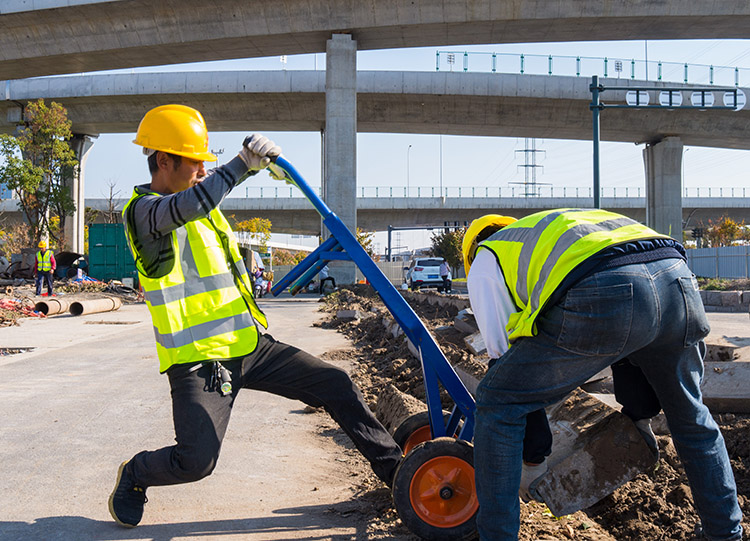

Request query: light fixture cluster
[{"left": 624, "top": 89, "right": 746, "bottom": 110}]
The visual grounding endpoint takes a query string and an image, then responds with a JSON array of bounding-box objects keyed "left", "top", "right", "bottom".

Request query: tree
[
  {"left": 430, "top": 228, "right": 464, "bottom": 271},
  {"left": 233, "top": 217, "right": 272, "bottom": 249},
  {"left": 102, "top": 179, "right": 122, "bottom": 224},
  {"left": 702, "top": 217, "right": 747, "bottom": 247},
  {"left": 356, "top": 228, "right": 379, "bottom": 261},
  {"left": 0, "top": 99, "right": 78, "bottom": 246},
  {"left": 272, "top": 248, "right": 307, "bottom": 266}
]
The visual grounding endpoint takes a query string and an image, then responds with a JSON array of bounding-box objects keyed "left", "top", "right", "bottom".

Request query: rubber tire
[
  {"left": 392, "top": 437, "right": 478, "bottom": 541},
  {"left": 392, "top": 411, "right": 454, "bottom": 454}
]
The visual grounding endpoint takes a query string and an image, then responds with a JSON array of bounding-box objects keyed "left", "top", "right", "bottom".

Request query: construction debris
[
  {"left": 702, "top": 361, "right": 750, "bottom": 413},
  {"left": 318, "top": 285, "right": 750, "bottom": 540},
  {"left": 536, "top": 390, "right": 658, "bottom": 517},
  {"left": 454, "top": 308, "right": 478, "bottom": 334},
  {"left": 0, "top": 298, "right": 45, "bottom": 326}
]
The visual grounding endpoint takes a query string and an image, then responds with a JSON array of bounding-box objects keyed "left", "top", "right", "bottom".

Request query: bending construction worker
[
  {"left": 34, "top": 240, "right": 56, "bottom": 296},
  {"left": 463, "top": 209, "right": 742, "bottom": 541},
  {"left": 109, "top": 104, "right": 402, "bottom": 528}
]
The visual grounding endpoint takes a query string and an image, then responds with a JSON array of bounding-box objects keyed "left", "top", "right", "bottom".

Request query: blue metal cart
[{"left": 269, "top": 157, "right": 479, "bottom": 540}]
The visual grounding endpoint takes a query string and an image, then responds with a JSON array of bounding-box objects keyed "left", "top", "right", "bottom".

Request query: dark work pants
[
  {"left": 128, "top": 333, "right": 402, "bottom": 488},
  {"left": 491, "top": 357, "right": 660, "bottom": 464},
  {"left": 441, "top": 275, "right": 451, "bottom": 293},
  {"left": 35, "top": 271, "right": 53, "bottom": 295},
  {"left": 319, "top": 276, "right": 335, "bottom": 294}
]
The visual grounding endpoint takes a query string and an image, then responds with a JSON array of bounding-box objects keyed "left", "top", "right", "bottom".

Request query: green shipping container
[{"left": 88, "top": 223, "right": 139, "bottom": 286}]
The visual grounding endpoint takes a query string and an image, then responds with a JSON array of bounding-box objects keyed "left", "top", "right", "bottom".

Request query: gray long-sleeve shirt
[{"left": 123, "top": 155, "right": 252, "bottom": 277}]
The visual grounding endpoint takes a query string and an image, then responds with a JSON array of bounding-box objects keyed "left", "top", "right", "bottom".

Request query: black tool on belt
[{"left": 210, "top": 361, "right": 233, "bottom": 396}]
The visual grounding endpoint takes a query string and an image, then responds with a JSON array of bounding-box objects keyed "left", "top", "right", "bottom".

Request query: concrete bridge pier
[
  {"left": 323, "top": 34, "right": 357, "bottom": 284},
  {"left": 643, "top": 136, "right": 683, "bottom": 240},
  {"left": 65, "top": 134, "right": 96, "bottom": 254}
]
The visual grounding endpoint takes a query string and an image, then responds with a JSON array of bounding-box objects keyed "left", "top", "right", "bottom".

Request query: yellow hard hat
[
  {"left": 133, "top": 104, "right": 217, "bottom": 162},
  {"left": 462, "top": 214, "right": 517, "bottom": 275},
  {"left": 38, "top": 240, "right": 47, "bottom": 249}
]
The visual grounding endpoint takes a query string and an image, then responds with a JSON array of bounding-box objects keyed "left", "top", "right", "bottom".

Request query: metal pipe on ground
[
  {"left": 69, "top": 297, "right": 122, "bottom": 316},
  {"left": 34, "top": 298, "right": 71, "bottom": 316}
]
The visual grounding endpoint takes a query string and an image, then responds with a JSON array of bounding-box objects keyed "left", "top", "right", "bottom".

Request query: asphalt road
[{"left": 0, "top": 294, "right": 385, "bottom": 541}]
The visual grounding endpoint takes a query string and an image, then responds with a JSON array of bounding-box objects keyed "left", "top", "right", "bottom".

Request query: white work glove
[
  {"left": 519, "top": 459, "right": 547, "bottom": 503},
  {"left": 239, "top": 134, "right": 282, "bottom": 173}
]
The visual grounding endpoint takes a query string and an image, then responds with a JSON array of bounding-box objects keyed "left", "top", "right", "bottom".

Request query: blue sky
[{"left": 80, "top": 39, "right": 750, "bottom": 252}]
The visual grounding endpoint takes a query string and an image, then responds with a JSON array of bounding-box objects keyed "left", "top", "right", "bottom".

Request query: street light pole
[{"left": 407, "top": 144, "right": 412, "bottom": 194}]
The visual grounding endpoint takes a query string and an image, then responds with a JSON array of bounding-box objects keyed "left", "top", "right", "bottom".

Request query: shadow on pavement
[{"left": 0, "top": 503, "right": 374, "bottom": 541}]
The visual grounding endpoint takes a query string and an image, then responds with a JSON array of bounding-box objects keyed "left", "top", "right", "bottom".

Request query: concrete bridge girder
[
  {"left": 2, "top": 73, "right": 748, "bottom": 150},
  {"left": 2, "top": 1, "right": 750, "bottom": 80}
]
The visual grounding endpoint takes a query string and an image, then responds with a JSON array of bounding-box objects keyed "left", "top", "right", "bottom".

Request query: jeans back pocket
[{"left": 557, "top": 283, "right": 633, "bottom": 356}]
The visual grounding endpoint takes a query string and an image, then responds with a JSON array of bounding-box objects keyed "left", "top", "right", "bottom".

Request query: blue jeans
[{"left": 474, "top": 258, "right": 743, "bottom": 541}]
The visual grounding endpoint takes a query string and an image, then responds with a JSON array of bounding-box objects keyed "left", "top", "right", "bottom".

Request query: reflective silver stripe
[
  {"left": 144, "top": 272, "right": 237, "bottom": 306},
  {"left": 489, "top": 210, "right": 585, "bottom": 303},
  {"left": 528, "top": 216, "right": 638, "bottom": 312},
  {"left": 153, "top": 312, "right": 255, "bottom": 350}
]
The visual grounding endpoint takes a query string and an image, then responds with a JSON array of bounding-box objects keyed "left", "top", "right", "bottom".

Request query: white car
[{"left": 405, "top": 257, "right": 447, "bottom": 291}]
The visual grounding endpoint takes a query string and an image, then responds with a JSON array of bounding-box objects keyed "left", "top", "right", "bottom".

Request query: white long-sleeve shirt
[{"left": 466, "top": 249, "right": 518, "bottom": 359}]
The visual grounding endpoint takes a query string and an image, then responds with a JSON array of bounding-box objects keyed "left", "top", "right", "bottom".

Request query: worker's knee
[
  {"left": 324, "top": 365, "right": 356, "bottom": 390},
  {"left": 174, "top": 446, "right": 219, "bottom": 482}
]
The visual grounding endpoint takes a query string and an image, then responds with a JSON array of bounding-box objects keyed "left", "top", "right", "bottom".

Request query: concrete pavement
[{"left": 0, "top": 294, "right": 392, "bottom": 541}]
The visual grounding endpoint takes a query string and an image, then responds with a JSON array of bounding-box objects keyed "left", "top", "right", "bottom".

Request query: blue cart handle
[{"left": 269, "top": 156, "right": 333, "bottom": 220}]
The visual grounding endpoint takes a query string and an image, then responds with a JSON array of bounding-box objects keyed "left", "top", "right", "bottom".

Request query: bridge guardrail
[
  {"left": 239, "top": 185, "right": 749, "bottom": 199},
  {"left": 436, "top": 51, "right": 748, "bottom": 88}
]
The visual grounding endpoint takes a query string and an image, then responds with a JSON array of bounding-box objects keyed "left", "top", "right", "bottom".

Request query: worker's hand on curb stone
[
  {"left": 239, "top": 134, "right": 282, "bottom": 171},
  {"left": 519, "top": 459, "right": 548, "bottom": 503}
]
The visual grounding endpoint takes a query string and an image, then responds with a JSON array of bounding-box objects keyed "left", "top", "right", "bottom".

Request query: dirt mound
[{"left": 317, "top": 286, "right": 750, "bottom": 540}]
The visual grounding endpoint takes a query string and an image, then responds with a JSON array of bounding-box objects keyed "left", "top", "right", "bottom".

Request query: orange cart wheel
[
  {"left": 392, "top": 437, "right": 478, "bottom": 540},
  {"left": 392, "top": 411, "right": 459, "bottom": 455}
]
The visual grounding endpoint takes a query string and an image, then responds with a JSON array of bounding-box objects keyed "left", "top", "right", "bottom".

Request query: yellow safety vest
[
  {"left": 123, "top": 188, "right": 268, "bottom": 372},
  {"left": 37, "top": 250, "right": 53, "bottom": 272},
  {"left": 479, "top": 208, "right": 669, "bottom": 342}
]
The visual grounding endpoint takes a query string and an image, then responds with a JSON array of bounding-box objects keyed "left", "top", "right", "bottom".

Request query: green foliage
[
  {"left": 356, "top": 228, "right": 379, "bottom": 261},
  {"left": 0, "top": 99, "right": 78, "bottom": 246},
  {"left": 429, "top": 228, "right": 465, "bottom": 271},
  {"left": 701, "top": 216, "right": 750, "bottom": 247},
  {"left": 233, "top": 216, "right": 272, "bottom": 249},
  {"left": 272, "top": 248, "right": 307, "bottom": 266}
]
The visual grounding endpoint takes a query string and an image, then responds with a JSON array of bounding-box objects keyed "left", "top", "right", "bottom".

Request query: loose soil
[{"left": 316, "top": 285, "right": 750, "bottom": 540}]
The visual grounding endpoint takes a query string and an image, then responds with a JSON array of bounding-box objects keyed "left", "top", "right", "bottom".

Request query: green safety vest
[
  {"left": 479, "top": 208, "right": 669, "bottom": 342},
  {"left": 123, "top": 188, "right": 268, "bottom": 372},
  {"left": 37, "top": 250, "right": 53, "bottom": 272}
]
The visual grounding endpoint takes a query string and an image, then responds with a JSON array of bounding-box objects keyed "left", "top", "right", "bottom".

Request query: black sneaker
[{"left": 108, "top": 461, "right": 147, "bottom": 527}]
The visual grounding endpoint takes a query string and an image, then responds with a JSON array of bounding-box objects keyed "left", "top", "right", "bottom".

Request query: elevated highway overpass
[
  {"left": 2, "top": 71, "right": 749, "bottom": 150},
  {"left": 0, "top": 1, "right": 749, "bottom": 80}
]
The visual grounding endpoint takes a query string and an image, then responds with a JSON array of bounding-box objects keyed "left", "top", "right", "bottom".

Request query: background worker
[
  {"left": 318, "top": 264, "right": 336, "bottom": 295},
  {"left": 109, "top": 104, "right": 402, "bottom": 529},
  {"left": 34, "top": 240, "right": 56, "bottom": 296},
  {"left": 439, "top": 258, "right": 451, "bottom": 293},
  {"left": 463, "top": 210, "right": 742, "bottom": 541}
]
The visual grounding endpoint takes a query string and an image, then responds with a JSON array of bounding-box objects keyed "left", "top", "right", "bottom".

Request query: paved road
[{"left": 0, "top": 295, "right": 389, "bottom": 541}]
